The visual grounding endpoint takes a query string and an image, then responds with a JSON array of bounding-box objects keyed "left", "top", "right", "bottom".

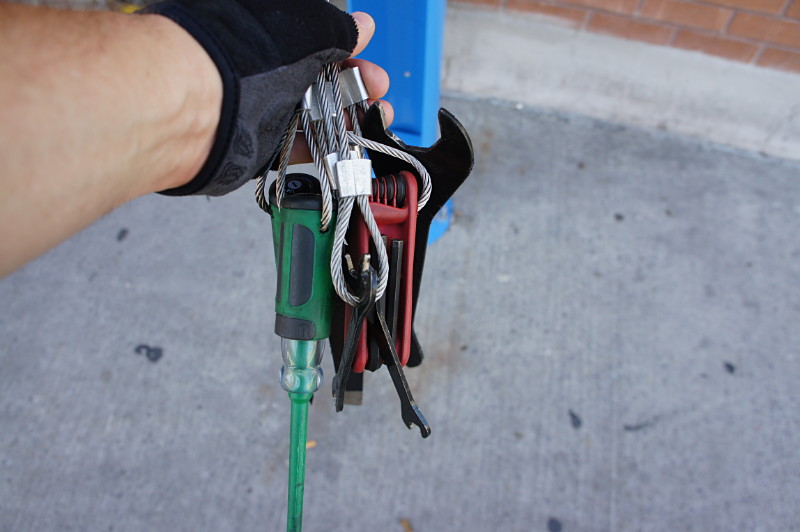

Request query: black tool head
[
  {"left": 361, "top": 103, "right": 475, "bottom": 367},
  {"left": 361, "top": 104, "right": 474, "bottom": 222}
]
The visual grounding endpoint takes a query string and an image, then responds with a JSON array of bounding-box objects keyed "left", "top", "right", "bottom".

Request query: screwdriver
[{"left": 268, "top": 173, "right": 337, "bottom": 532}]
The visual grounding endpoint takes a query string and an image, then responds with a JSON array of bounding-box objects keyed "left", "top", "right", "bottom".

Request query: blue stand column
[{"left": 348, "top": 0, "right": 452, "bottom": 243}]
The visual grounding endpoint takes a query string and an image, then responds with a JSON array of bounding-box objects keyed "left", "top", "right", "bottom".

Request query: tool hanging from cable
[{"left": 256, "top": 55, "right": 473, "bottom": 532}]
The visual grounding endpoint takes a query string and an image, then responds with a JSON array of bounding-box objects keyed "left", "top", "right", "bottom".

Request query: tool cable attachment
[
  {"left": 346, "top": 132, "right": 432, "bottom": 211},
  {"left": 259, "top": 63, "right": 433, "bottom": 308},
  {"left": 306, "top": 65, "right": 392, "bottom": 306}
]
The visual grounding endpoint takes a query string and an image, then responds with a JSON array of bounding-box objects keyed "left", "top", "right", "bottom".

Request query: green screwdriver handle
[{"left": 268, "top": 174, "right": 337, "bottom": 341}]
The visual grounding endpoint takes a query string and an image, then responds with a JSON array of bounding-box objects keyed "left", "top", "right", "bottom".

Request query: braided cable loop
[
  {"left": 328, "top": 195, "right": 390, "bottom": 305},
  {"left": 346, "top": 133, "right": 432, "bottom": 212},
  {"left": 315, "top": 71, "right": 338, "bottom": 156},
  {"left": 276, "top": 65, "right": 413, "bottom": 307},
  {"left": 329, "top": 196, "right": 359, "bottom": 306},
  {"left": 313, "top": 65, "right": 391, "bottom": 305},
  {"left": 255, "top": 109, "right": 334, "bottom": 234},
  {"left": 348, "top": 104, "right": 367, "bottom": 159},
  {"left": 301, "top": 112, "right": 332, "bottom": 190},
  {"left": 255, "top": 108, "right": 298, "bottom": 214},
  {"left": 275, "top": 111, "right": 301, "bottom": 210},
  {"left": 326, "top": 64, "right": 351, "bottom": 160},
  {"left": 356, "top": 194, "right": 389, "bottom": 298},
  {"left": 255, "top": 173, "right": 269, "bottom": 213},
  {"left": 300, "top": 110, "right": 333, "bottom": 232}
]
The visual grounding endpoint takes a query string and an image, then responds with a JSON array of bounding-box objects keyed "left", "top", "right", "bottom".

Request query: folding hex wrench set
[{"left": 255, "top": 60, "right": 473, "bottom": 532}]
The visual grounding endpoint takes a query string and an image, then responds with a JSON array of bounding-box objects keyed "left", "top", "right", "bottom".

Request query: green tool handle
[{"left": 269, "top": 176, "right": 336, "bottom": 341}]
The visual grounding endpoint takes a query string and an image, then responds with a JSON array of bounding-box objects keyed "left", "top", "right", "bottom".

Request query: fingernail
[{"left": 351, "top": 12, "right": 374, "bottom": 30}]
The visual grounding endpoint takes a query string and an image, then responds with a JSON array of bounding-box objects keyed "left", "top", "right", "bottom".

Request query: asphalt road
[{"left": 2, "top": 95, "right": 799, "bottom": 531}]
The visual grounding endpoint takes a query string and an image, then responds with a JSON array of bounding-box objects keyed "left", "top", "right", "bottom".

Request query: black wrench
[
  {"left": 368, "top": 306, "right": 431, "bottom": 438},
  {"left": 331, "top": 257, "right": 377, "bottom": 412},
  {"left": 361, "top": 105, "right": 475, "bottom": 367}
]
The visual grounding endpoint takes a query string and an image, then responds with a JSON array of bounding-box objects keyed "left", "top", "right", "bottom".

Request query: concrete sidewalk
[
  {"left": 2, "top": 94, "right": 799, "bottom": 531},
  {"left": 443, "top": 5, "right": 800, "bottom": 163}
]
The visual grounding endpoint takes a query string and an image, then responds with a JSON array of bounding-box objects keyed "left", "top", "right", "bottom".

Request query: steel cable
[{"left": 346, "top": 133, "right": 432, "bottom": 211}]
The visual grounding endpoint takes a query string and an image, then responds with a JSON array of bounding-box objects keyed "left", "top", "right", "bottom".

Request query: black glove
[{"left": 141, "top": 0, "right": 358, "bottom": 196}]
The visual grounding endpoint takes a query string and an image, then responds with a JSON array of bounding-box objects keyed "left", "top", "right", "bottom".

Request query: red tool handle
[{"left": 347, "top": 171, "right": 418, "bottom": 372}]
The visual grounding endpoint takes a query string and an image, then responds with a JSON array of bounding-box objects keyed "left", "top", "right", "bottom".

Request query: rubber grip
[{"left": 269, "top": 175, "right": 336, "bottom": 341}]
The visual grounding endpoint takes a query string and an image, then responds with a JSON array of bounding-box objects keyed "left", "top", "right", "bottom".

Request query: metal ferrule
[
  {"left": 338, "top": 67, "right": 369, "bottom": 106},
  {"left": 302, "top": 68, "right": 368, "bottom": 123},
  {"left": 335, "top": 158, "right": 373, "bottom": 197}
]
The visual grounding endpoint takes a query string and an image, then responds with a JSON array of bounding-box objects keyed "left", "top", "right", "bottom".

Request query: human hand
[
  {"left": 142, "top": 0, "right": 384, "bottom": 196},
  {"left": 288, "top": 12, "right": 394, "bottom": 165}
]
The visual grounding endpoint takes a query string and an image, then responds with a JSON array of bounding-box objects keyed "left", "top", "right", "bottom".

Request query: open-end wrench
[
  {"left": 331, "top": 256, "right": 377, "bottom": 412},
  {"left": 367, "top": 304, "right": 431, "bottom": 438},
  {"left": 360, "top": 105, "right": 475, "bottom": 367}
]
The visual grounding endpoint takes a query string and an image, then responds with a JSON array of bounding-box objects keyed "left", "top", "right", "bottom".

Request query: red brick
[
  {"left": 757, "top": 46, "right": 800, "bottom": 72},
  {"left": 787, "top": 1, "right": 800, "bottom": 21},
  {"left": 673, "top": 29, "right": 759, "bottom": 61},
  {"left": 728, "top": 13, "right": 800, "bottom": 49},
  {"left": 702, "top": 0, "right": 785, "bottom": 15},
  {"left": 641, "top": 0, "right": 732, "bottom": 31},
  {"left": 587, "top": 12, "right": 674, "bottom": 44},
  {"left": 451, "top": 0, "right": 503, "bottom": 6},
  {"left": 561, "top": 0, "right": 638, "bottom": 15},
  {"left": 506, "top": 0, "right": 589, "bottom": 25}
]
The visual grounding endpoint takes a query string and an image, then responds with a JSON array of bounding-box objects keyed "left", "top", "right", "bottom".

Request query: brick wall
[{"left": 451, "top": 0, "right": 800, "bottom": 73}]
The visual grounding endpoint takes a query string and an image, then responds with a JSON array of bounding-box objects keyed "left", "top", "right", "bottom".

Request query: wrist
[
  {"left": 137, "top": 13, "right": 223, "bottom": 194},
  {"left": 138, "top": 0, "right": 358, "bottom": 197}
]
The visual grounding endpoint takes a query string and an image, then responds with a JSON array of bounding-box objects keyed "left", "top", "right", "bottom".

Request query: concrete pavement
[
  {"left": 2, "top": 94, "right": 800, "bottom": 531},
  {"left": 443, "top": 5, "right": 800, "bottom": 163}
]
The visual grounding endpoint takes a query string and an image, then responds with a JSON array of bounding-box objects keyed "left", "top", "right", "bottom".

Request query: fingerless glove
[{"left": 141, "top": 0, "right": 358, "bottom": 196}]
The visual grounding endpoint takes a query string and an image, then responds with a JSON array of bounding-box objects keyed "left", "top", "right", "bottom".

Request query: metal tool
[
  {"left": 260, "top": 173, "right": 334, "bottom": 532},
  {"left": 359, "top": 105, "right": 475, "bottom": 367},
  {"left": 367, "top": 297, "right": 431, "bottom": 437},
  {"left": 367, "top": 237, "right": 402, "bottom": 372},
  {"left": 331, "top": 255, "right": 377, "bottom": 412},
  {"left": 327, "top": 107, "right": 473, "bottom": 433},
  {"left": 256, "top": 49, "right": 473, "bottom": 531},
  {"left": 345, "top": 172, "right": 419, "bottom": 373}
]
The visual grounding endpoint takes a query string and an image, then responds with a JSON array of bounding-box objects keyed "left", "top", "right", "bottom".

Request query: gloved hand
[{"left": 141, "top": 0, "right": 359, "bottom": 196}]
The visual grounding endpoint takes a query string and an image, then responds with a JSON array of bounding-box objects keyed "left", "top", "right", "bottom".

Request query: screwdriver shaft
[{"left": 287, "top": 391, "right": 312, "bottom": 532}]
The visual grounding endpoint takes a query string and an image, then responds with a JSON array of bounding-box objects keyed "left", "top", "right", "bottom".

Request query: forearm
[{"left": 0, "top": 4, "right": 221, "bottom": 277}]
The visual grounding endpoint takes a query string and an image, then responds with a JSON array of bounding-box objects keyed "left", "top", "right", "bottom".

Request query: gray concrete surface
[
  {"left": 2, "top": 94, "right": 800, "bottom": 532},
  {"left": 444, "top": 4, "right": 800, "bottom": 163}
]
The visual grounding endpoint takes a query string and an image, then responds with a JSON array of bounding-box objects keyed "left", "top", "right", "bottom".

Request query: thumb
[{"left": 349, "top": 12, "right": 375, "bottom": 58}]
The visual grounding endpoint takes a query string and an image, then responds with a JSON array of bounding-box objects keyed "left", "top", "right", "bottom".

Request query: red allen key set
[{"left": 348, "top": 171, "right": 418, "bottom": 374}]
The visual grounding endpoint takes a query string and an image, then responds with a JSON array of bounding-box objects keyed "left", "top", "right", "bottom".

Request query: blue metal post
[{"left": 348, "top": 0, "right": 452, "bottom": 242}]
